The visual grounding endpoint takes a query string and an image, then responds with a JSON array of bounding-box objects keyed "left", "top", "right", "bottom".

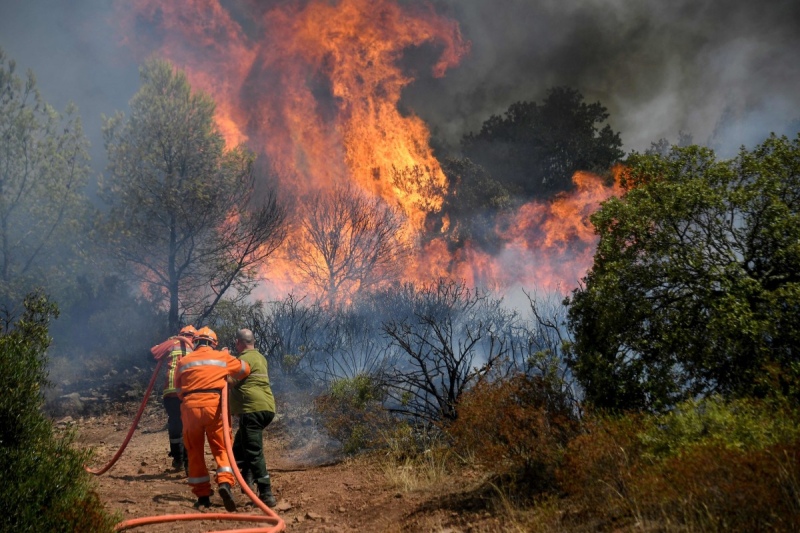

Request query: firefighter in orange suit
[
  {"left": 175, "top": 326, "right": 250, "bottom": 511},
  {"left": 150, "top": 325, "right": 196, "bottom": 473}
]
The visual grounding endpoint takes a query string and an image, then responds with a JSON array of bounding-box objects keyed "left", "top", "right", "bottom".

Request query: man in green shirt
[{"left": 229, "top": 328, "right": 278, "bottom": 507}]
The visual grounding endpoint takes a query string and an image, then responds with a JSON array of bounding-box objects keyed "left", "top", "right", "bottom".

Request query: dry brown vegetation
[{"left": 44, "top": 365, "right": 800, "bottom": 533}]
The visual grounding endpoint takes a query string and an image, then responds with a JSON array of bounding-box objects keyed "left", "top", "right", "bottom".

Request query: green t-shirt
[{"left": 229, "top": 348, "right": 276, "bottom": 415}]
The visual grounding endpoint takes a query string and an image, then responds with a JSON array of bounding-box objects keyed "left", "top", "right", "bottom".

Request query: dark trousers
[
  {"left": 163, "top": 395, "right": 185, "bottom": 461},
  {"left": 233, "top": 410, "right": 275, "bottom": 485}
]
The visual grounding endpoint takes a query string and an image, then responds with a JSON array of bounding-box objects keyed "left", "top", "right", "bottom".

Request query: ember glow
[{"left": 115, "top": 0, "right": 621, "bottom": 298}]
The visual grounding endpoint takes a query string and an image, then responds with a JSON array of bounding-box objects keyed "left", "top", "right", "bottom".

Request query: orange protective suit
[{"left": 175, "top": 345, "right": 251, "bottom": 498}]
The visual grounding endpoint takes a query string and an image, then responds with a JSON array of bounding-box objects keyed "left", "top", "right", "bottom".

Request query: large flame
[
  {"left": 412, "top": 169, "right": 624, "bottom": 291},
  {"left": 115, "top": 0, "right": 622, "bottom": 300},
  {"left": 117, "top": 0, "right": 466, "bottom": 227}
]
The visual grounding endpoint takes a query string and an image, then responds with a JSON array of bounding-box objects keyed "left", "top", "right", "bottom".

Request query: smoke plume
[{"left": 2, "top": 0, "right": 798, "bottom": 165}]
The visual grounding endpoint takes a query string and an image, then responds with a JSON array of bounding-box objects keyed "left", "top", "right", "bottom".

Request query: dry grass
[{"left": 380, "top": 429, "right": 454, "bottom": 492}]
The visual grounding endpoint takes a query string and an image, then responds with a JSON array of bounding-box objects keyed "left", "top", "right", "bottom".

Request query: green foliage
[
  {"left": 330, "top": 374, "right": 380, "bottom": 408},
  {"left": 0, "top": 49, "right": 93, "bottom": 310},
  {"left": 640, "top": 396, "right": 800, "bottom": 459},
  {"left": 558, "top": 400, "right": 800, "bottom": 532},
  {"left": 462, "top": 87, "right": 623, "bottom": 199},
  {"left": 0, "top": 292, "right": 117, "bottom": 532},
  {"left": 567, "top": 134, "right": 800, "bottom": 411},
  {"left": 314, "top": 374, "right": 394, "bottom": 454},
  {"left": 447, "top": 373, "right": 580, "bottom": 496}
]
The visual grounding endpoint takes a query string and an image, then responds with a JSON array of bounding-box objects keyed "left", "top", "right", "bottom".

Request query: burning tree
[
  {"left": 289, "top": 184, "right": 409, "bottom": 308},
  {"left": 462, "top": 87, "right": 623, "bottom": 199},
  {"left": 99, "top": 59, "right": 288, "bottom": 332},
  {"left": 438, "top": 157, "right": 512, "bottom": 252}
]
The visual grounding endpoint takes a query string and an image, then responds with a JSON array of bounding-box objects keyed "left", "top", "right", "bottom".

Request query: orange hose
[
  {"left": 85, "top": 357, "right": 166, "bottom": 475},
  {"left": 113, "top": 383, "right": 285, "bottom": 532}
]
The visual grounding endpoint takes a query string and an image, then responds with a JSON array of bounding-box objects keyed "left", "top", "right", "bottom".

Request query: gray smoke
[
  {"left": 1, "top": 0, "right": 798, "bottom": 178},
  {"left": 0, "top": 1, "right": 138, "bottom": 179},
  {"left": 410, "top": 0, "right": 800, "bottom": 156}
]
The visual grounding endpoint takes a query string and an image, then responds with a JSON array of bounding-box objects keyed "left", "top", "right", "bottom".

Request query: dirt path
[{"left": 70, "top": 401, "right": 488, "bottom": 533}]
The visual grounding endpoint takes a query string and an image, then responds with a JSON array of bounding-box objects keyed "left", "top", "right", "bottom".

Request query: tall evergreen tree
[{"left": 100, "top": 59, "right": 287, "bottom": 332}]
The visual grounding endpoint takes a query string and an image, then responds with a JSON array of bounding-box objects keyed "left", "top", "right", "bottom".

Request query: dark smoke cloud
[
  {"left": 2, "top": 0, "right": 798, "bottom": 181},
  {"left": 409, "top": 0, "right": 800, "bottom": 156}
]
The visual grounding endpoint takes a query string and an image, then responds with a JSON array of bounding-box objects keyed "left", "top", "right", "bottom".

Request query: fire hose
[
  {"left": 84, "top": 358, "right": 165, "bottom": 476},
  {"left": 84, "top": 361, "right": 286, "bottom": 532}
]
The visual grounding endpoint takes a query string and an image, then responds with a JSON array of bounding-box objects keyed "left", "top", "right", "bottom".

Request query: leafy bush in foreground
[
  {"left": 568, "top": 135, "right": 800, "bottom": 412},
  {"left": 558, "top": 397, "right": 800, "bottom": 532},
  {"left": 639, "top": 396, "right": 800, "bottom": 459},
  {"left": 0, "top": 292, "right": 117, "bottom": 532},
  {"left": 314, "top": 374, "right": 394, "bottom": 454}
]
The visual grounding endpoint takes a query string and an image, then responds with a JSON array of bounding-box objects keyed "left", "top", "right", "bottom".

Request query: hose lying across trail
[
  {"left": 83, "top": 361, "right": 286, "bottom": 532},
  {"left": 84, "top": 358, "right": 165, "bottom": 476}
]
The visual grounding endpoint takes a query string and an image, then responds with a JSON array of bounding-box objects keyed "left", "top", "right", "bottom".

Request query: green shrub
[
  {"left": 558, "top": 399, "right": 800, "bottom": 531},
  {"left": 640, "top": 396, "right": 800, "bottom": 459},
  {"left": 0, "top": 292, "right": 117, "bottom": 532},
  {"left": 314, "top": 374, "right": 394, "bottom": 454}
]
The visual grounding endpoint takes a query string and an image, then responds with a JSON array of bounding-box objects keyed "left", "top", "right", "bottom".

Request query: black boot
[
  {"left": 218, "top": 482, "right": 237, "bottom": 512},
  {"left": 169, "top": 442, "right": 183, "bottom": 470},
  {"left": 257, "top": 481, "right": 277, "bottom": 508},
  {"left": 193, "top": 495, "right": 211, "bottom": 509},
  {"left": 179, "top": 443, "right": 188, "bottom": 475},
  {"left": 241, "top": 469, "right": 255, "bottom": 493}
]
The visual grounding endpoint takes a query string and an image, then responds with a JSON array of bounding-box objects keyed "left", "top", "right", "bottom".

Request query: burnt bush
[
  {"left": 649, "top": 442, "right": 800, "bottom": 531},
  {"left": 447, "top": 373, "right": 581, "bottom": 496},
  {"left": 557, "top": 414, "right": 650, "bottom": 524}
]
